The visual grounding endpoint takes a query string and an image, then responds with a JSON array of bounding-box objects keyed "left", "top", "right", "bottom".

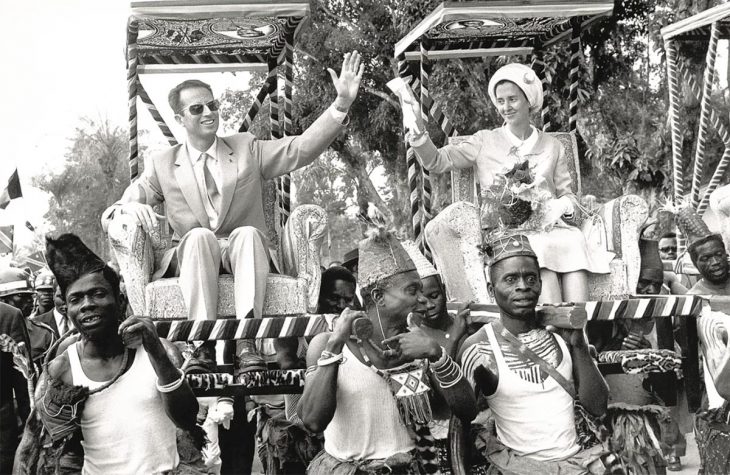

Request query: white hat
[
  {"left": 488, "top": 63, "right": 543, "bottom": 114},
  {"left": 401, "top": 240, "right": 439, "bottom": 280}
]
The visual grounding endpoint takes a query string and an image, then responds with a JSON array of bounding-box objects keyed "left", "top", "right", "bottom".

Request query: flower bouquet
[{"left": 479, "top": 160, "right": 555, "bottom": 237}]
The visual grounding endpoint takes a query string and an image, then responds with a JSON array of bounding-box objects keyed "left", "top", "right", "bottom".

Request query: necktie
[
  {"left": 202, "top": 153, "right": 221, "bottom": 214},
  {"left": 58, "top": 315, "right": 67, "bottom": 336}
]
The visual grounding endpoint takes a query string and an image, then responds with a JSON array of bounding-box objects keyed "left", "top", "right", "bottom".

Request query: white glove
[
  {"left": 557, "top": 196, "right": 575, "bottom": 217},
  {"left": 209, "top": 399, "right": 234, "bottom": 430}
]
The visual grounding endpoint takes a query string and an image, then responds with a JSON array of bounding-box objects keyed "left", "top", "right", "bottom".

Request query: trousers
[{"left": 175, "top": 226, "right": 270, "bottom": 321}]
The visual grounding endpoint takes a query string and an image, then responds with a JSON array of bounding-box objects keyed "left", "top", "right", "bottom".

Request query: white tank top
[
  {"left": 67, "top": 343, "right": 179, "bottom": 475},
  {"left": 485, "top": 324, "right": 580, "bottom": 461},
  {"left": 323, "top": 345, "right": 416, "bottom": 460}
]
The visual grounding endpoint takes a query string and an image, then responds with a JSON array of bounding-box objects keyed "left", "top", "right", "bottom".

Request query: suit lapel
[
  {"left": 216, "top": 138, "right": 238, "bottom": 229},
  {"left": 173, "top": 146, "right": 210, "bottom": 228}
]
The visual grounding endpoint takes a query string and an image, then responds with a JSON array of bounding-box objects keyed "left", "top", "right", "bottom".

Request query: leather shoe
[
  {"left": 183, "top": 341, "right": 217, "bottom": 374},
  {"left": 235, "top": 339, "right": 267, "bottom": 375}
]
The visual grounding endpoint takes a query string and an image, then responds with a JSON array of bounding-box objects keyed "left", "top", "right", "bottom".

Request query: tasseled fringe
[
  {"left": 606, "top": 404, "right": 669, "bottom": 475},
  {"left": 396, "top": 392, "right": 433, "bottom": 427}
]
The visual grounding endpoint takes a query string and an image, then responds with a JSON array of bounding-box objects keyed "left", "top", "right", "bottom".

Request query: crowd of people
[{"left": 1, "top": 52, "right": 730, "bottom": 475}]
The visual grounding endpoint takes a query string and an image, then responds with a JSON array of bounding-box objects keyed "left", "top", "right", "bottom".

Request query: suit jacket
[{"left": 103, "top": 110, "right": 344, "bottom": 276}]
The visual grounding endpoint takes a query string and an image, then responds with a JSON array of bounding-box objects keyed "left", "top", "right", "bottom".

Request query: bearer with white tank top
[
  {"left": 67, "top": 342, "right": 179, "bottom": 474},
  {"left": 484, "top": 323, "right": 580, "bottom": 461}
]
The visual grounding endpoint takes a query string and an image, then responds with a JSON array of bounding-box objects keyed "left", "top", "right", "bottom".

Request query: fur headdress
[{"left": 45, "top": 234, "right": 111, "bottom": 296}]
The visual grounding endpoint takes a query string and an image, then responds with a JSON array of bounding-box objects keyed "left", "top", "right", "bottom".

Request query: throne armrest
[
  {"left": 279, "top": 205, "right": 327, "bottom": 313},
  {"left": 425, "top": 201, "right": 489, "bottom": 303},
  {"left": 585, "top": 194, "right": 648, "bottom": 296},
  {"left": 107, "top": 213, "right": 161, "bottom": 315}
]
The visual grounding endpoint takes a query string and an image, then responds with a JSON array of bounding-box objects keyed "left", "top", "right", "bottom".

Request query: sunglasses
[
  {"left": 178, "top": 99, "right": 220, "bottom": 116},
  {"left": 659, "top": 246, "right": 677, "bottom": 253}
]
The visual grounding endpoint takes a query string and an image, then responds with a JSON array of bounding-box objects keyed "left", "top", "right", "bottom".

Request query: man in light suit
[{"left": 103, "top": 51, "right": 363, "bottom": 372}]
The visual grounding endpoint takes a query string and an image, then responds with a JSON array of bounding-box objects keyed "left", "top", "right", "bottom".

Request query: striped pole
[
  {"left": 699, "top": 147, "right": 730, "bottom": 215},
  {"left": 691, "top": 21, "right": 720, "bottom": 209},
  {"left": 568, "top": 19, "right": 581, "bottom": 133},
  {"left": 540, "top": 60, "right": 552, "bottom": 132},
  {"left": 665, "top": 39, "right": 687, "bottom": 253},
  {"left": 278, "top": 35, "right": 294, "bottom": 229},
  {"left": 266, "top": 59, "right": 284, "bottom": 231},
  {"left": 677, "top": 61, "right": 730, "bottom": 147},
  {"left": 238, "top": 81, "right": 272, "bottom": 133},
  {"left": 676, "top": 60, "right": 730, "bottom": 215},
  {"left": 136, "top": 79, "right": 177, "bottom": 146},
  {"left": 127, "top": 18, "right": 140, "bottom": 180},
  {"left": 397, "top": 55, "right": 423, "bottom": 246},
  {"left": 419, "top": 40, "right": 434, "bottom": 261},
  {"left": 665, "top": 40, "right": 685, "bottom": 204},
  {"left": 531, "top": 51, "right": 546, "bottom": 130}
]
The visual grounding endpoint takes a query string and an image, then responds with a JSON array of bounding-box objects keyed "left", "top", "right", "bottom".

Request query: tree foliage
[{"left": 34, "top": 118, "right": 133, "bottom": 259}]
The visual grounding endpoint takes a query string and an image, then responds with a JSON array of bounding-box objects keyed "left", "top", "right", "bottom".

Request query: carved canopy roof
[{"left": 394, "top": 1, "right": 613, "bottom": 60}]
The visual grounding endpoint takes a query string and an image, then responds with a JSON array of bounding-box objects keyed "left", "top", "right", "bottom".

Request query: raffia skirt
[{"left": 524, "top": 224, "right": 613, "bottom": 274}]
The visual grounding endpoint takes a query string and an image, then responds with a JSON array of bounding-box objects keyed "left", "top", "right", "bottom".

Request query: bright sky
[
  {"left": 0, "top": 0, "right": 251, "bottom": 234},
  {"left": 0, "top": 1, "right": 727, "bottom": 236}
]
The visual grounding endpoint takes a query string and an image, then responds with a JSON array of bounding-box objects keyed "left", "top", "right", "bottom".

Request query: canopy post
[
  {"left": 420, "top": 39, "right": 434, "bottom": 261},
  {"left": 127, "top": 18, "right": 140, "bottom": 181},
  {"left": 691, "top": 21, "right": 720, "bottom": 209}
]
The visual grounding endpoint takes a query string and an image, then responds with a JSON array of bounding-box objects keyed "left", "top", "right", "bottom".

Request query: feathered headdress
[
  {"left": 45, "top": 234, "right": 109, "bottom": 296},
  {"left": 357, "top": 205, "right": 416, "bottom": 289}
]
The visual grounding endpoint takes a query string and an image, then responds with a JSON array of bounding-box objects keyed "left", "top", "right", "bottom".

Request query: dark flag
[{"left": 0, "top": 170, "right": 22, "bottom": 210}]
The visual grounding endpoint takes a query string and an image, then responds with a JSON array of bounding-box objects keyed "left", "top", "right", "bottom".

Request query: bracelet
[
  {"left": 432, "top": 357, "right": 464, "bottom": 389},
  {"left": 157, "top": 369, "right": 185, "bottom": 393},
  {"left": 317, "top": 351, "right": 344, "bottom": 367}
]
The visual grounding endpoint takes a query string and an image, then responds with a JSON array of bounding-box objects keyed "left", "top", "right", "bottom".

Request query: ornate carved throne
[
  {"left": 106, "top": 1, "right": 326, "bottom": 319},
  {"left": 426, "top": 132, "right": 649, "bottom": 302}
]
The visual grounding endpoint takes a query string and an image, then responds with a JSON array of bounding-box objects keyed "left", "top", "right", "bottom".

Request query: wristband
[
  {"left": 317, "top": 351, "right": 344, "bottom": 367},
  {"left": 157, "top": 369, "right": 185, "bottom": 393}
]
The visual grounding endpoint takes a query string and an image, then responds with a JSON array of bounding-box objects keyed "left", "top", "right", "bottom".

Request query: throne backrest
[{"left": 449, "top": 131, "right": 581, "bottom": 204}]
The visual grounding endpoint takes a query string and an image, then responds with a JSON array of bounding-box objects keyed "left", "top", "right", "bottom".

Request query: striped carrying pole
[
  {"left": 419, "top": 40, "right": 434, "bottom": 261},
  {"left": 568, "top": 18, "right": 581, "bottom": 134},
  {"left": 136, "top": 79, "right": 178, "bottom": 146},
  {"left": 690, "top": 21, "right": 720, "bottom": 209},
  {"left": 127, "top": 18, "right": 140, "bottom": 180},
  {"left": 665, "top": 40, "right": 686, "bottom": 205}
]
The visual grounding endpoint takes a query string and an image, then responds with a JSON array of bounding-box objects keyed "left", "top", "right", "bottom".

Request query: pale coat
[{"left": 104, "top": 111, "right": 344, "bottom": 277}]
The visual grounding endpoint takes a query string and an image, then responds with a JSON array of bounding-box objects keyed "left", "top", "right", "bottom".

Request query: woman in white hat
[{"left": 408, "top": 62, "right": 611, "bottom": 304}]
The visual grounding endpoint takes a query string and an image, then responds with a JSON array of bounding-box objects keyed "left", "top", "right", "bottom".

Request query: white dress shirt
[{"left": 53, "top": 308, "right": 67, "bottom": 335}]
